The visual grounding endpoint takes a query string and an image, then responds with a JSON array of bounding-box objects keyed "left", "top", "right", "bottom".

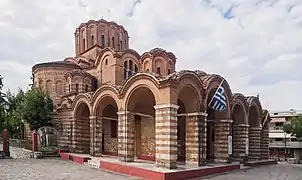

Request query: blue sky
[{"left": 0, "top": 0, "right": 301, "bottom": 111}]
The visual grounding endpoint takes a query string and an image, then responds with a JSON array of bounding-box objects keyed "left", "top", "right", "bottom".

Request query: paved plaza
[
  {"left": 0, "top": 158, "right": 137, "bottom": 180},
  {"left": 0, "top": 159, "right": 302, "bottom": 180},
  {"left": 202, "top": 162, "right": 302, "bottom": 180}
]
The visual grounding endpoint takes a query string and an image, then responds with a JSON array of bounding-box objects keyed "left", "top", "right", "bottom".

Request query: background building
[{"left": 269, "top": 109, "right": 302, "bottom": 162}]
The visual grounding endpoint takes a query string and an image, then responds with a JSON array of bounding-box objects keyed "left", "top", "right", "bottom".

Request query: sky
[{"left": 0, "top": 0, "right": 301, "bottom": 111}]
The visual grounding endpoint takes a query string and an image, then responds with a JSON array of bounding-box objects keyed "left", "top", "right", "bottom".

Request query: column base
[
  {"left": 156, "top": 159, "right": 177, "bottom": 169},
  {"left": 118, "top": 155, "right": 134, "bottom": 162},
  {"left": 214, "top": 157, "right": 232, "bottom": 164}
]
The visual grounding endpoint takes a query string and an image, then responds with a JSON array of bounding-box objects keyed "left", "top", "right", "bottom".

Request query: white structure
[{"left": 269, "top": 109, "right": 302, "bottom": 162}]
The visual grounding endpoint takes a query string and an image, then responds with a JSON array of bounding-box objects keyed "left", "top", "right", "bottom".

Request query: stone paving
[
  {"left": 0, "top": 158, "right": 137, "bottom": 180},
  {"left": 201, "top": 162, "right": 302, "bottom": 180}
]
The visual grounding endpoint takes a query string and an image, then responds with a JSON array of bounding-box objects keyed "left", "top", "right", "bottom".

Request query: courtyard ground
[
  {"left": 200, "top": 162, "right": 302, "bottom": 180},
  {"left": 0, "top": 158, "right": 137, "bottom": 180},
  {"left": 0, "top": 159, "right": 302, "bottom": 180}
]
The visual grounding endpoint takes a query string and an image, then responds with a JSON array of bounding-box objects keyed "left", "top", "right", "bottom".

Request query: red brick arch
[
  {"left": 202, "top": 74, "right": 232, "bottom": 119},
  {"left": 231, "top": 93, "right": 249, "bottom": 124},
  {"left": 71, "top": 94, "right": 92, "bottom": 118},
  {"left": 172, "top": 71, "right": 204, "bottom": 113},
  {"left": 95, "top": 47, "right": 115, "bottom": 68},
  {"left": 91, "top": 85, "right": 120, "bottom": 116},
  {"left": 247, "top": 96, "right": 262, "bottom": 127},
  {"left": 120, "top": 73, "right": 160, "bottom": 111}
]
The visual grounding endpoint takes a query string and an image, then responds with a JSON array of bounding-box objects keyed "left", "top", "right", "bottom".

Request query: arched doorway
[
  {"left": 177, "top": 85, "right": 201, "bottom": 163},
  {"left": 248, "top": 105, "right": 261, "bottom": 159},
  {"left": 127, "top": 87, "right": 156, "bottom": 160},
  {"left": 232, "top": 104, "right": 247, "bottom": 161},
  {"left": 95, "top": 96, "right": 118, "bottom": 156},
  {"left": 74, "top": 103, "right": 90, "bottom": 153}
]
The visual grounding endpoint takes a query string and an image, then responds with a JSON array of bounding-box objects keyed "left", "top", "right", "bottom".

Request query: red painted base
[
  {"left": 244, "top": 159, "right": 277, "bottom": 167},
  {"left": 59, "top": 152, "right": 240, "bottom": 180}
]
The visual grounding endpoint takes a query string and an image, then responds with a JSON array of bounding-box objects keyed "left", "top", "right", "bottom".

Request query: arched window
[
  {"left": 105, "top": 58, "right": 108, "bottom": 65},
  {"left": 112, "top": 37, "right": 115, "bottom": 48},
  {"left": 168, "top": 69, "right": 171, "bottom": 75},
  {"left": 85, "top": 85, "right": 89, "bottom": 93},
  {"left": 157, "top": 67, "right": 161, "bottom": 75},
  {"left": 68, "top": 84, "right": 71, "bottom": 93},
  {"left": 82, "top": 39, "right": 86, "bottom": 51},
  {"left": 91, "top": 35, "right": 94, "bottom": 46},
  {"left": 134, "top": 65, "right": 138, "bottom": 73},
  {"left": 101, "top": 35, "right": 105, "bottom": 47},
  {"left": 75, "top": 83, "right": 79, "bottom": 93},
  {"left": 124, "top": 61, "right": 128, "bottom": 80},
  {"left": 120, "top": 41, "right": 123, "bottom": 50}
]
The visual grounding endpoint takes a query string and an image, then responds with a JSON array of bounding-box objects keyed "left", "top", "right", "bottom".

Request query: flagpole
[{"left": 207, "top": 79, "right": 225, "bottom": 107}]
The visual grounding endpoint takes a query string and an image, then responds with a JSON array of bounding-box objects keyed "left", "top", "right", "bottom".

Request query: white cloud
[{"left": 0, "top": 0, "right": 301, "bottom": 111}]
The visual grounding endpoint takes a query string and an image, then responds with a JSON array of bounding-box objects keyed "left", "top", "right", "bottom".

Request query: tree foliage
[
  {"left": 283, "top": 116, "right": 302, "bottom": 139},
  {"left": 20, "top": 87, "right": 54, "bottom": 131}
]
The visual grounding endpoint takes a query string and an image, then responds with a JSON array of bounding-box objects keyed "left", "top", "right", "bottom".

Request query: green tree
[
  {"left": 20, "top": 87, "right": 54, "bottom": 131},
  {"left": 283, "top": 116, "right": 302, "bottom": 139},
  {"left": 5, "top": 89, "right": 25, "bottom": 138}
]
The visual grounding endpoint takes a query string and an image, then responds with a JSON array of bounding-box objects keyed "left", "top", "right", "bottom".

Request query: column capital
[
  {"left": 216, "top": 119, "right": 233, "bottom": 123},
  {"left": 89, "top": 116, "right": 97, "bottom": 120},
  {"left": 233, "top": 123, "right": 249, "bottom": 127},
  {"left": 117, "top": 111, "right": 131, "bottom": 115},
  {"left": 154, "top": 104, "right": 179, "bottom": 110},
  {"left": 177, "top": 112, "right": 208, "bottom": 117}
]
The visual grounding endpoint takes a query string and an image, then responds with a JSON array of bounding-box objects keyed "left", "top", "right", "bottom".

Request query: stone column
[
  {"left": 232, "top": 124, "right": 249, "bottom": 162},
  {"left": 154, "top": 104, "right": 179, "bottom": 169},
  {"left": 185, "top": 113, "right": 207, "bottom": 166},
  {"left": 118, "top": 111, "right": 135, "bottom": 162},
  {"left": 260, "top": 124, "right": 269, "bottom": 160},
  {"left": 89, "top": 116, "right": 96, "bottom": 156},
  {"left": 94, "top": 117, "right": 103, "bottom": 157},
  {"left": 249, "top": 127, "right": 261, "bottom": 160},
  {"left": 214, "top": 120, "right": 233, "bottom": 163}
]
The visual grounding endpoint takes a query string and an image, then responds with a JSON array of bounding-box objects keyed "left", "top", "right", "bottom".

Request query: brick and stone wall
[
  {"left": 260, "top": 125, "right": 269, "bottom": 160},
  {"left": 140, "top": 117, "right": 155, "bottom": 157},
  {"left": 154, "top": 104, "right": 178, "bottom": 169},
  {"left": 0, "top": 144, "right": 33, "bottom": 159},
  {"left": 103, "top": 119, "right": 118, "bottom": 154},
  {"left": 73, "top": 119, "right": 90, "bottom": 153},
  {"left": 232, "top": 124, "right": 249, "bottom": 161},
  {"left": 249, "top": 127, "right": 261, "bottom": 159},
  {"left": 186, "top": 115, "right": 200, "bottom": 165},
  {"left": 214, "top": 120, "right": 232, "bottom": 163},
  {"left": 118, "top": 111, "right": 135, "bottom": 162}
]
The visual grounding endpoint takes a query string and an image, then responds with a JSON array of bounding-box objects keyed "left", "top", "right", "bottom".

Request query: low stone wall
[{"left": 0, "top": 144, "right": 33, "bottom": 159}]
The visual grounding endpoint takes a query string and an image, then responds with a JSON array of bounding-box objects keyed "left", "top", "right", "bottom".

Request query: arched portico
[
  {"left": 93, "top": 96, "right": 119, "bottom": 157},
  {"left": 124, "top": 86, "right": 156, "bottom": 162},
  {"left": 247, "top": 96, "right": 262, "bottom": 160},
  {"left": 203, "top": 75, "right": 232, "bottom": 163},
  {"left": 176, "top": 84, "right": 205, "bottom": 165},
  {"left": 73, "top": 102, "right": 91, "bottom": 154},
  {"left": 231, "top": 93, "right": 249, "bottom": 162}
]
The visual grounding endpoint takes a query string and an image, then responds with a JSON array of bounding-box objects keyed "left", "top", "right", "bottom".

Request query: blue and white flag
[{"left": 208, "top": 80, "right": 227, "bottom": 111}]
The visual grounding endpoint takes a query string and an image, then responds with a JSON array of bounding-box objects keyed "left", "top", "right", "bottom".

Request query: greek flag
[{"left": 208, "top": 80, "right": 227, "bottom": 111}]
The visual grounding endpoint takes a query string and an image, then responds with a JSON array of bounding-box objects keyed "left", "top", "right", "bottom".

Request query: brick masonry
[
  {"left": 260, "top": 125, "right": 269, "bottom": 160},
  {"left": 248, "top": 127, "right": 261, "bottom": 160},
  {"left": 154, "top": 104, "right": 178, "bottom": 169},
  {"left": 214, "top": 120, "right": 232, "bottom": 163},
  {"left": 232, "top": 124, "right": 249, "bottom": 161},
  {"left": 117, "top": 111, "right": 135, "bottom": 162}
]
